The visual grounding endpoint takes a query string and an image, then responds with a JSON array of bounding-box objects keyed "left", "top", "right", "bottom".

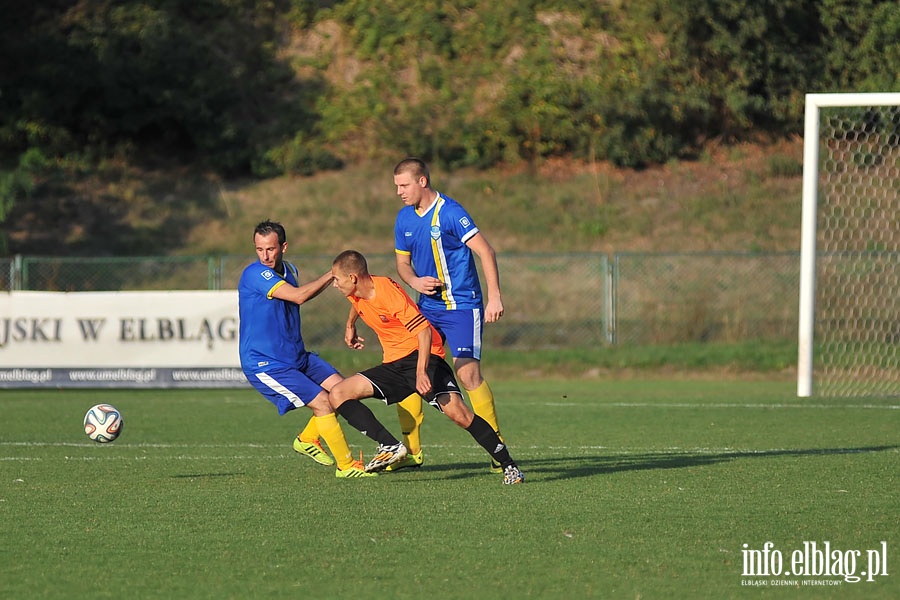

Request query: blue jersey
[
  {"left": 394, "top": 192, "right": 482, "bottom": 311},
  {"left": 238, "top": 260, "right": 306, "bottom": 373}
]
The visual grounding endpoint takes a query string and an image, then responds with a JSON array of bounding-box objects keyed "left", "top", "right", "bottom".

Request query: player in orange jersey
[{"left": 328, "top": 250, "right": 524, "bottom": 484}]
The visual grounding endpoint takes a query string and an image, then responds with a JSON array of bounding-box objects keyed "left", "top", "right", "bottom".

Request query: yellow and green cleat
[
  {"left": 384, "top": 449, "right": 424, "bottom": 471},
  {"left": 293, "top": 438, "right": 335, "bottom": 466}
]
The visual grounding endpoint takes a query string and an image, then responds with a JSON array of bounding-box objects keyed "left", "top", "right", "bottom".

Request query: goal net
[{"left": 797, "top": 93, "right": 900, "bottom": 397}]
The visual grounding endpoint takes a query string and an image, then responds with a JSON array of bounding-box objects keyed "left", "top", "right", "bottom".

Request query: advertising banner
[{"left": 0, "top": 291, "right": 248, "bottom": 388}]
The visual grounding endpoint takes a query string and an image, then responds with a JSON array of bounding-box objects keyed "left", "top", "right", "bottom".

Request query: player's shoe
[
  {"left": 490, "top": 458, "right": 503, "bottom": 473},
  {"left": 335, "top": 460, "right": 378, "bottom": 478},
  {"left": 502, "top": 464, "right": 525, "bottom": 485},
  {"left": 364, "top": 442, "right": 408, "bottom": 472},
  {"left": 292, "top": 438, "right": 335, "bottom": 466},
  {"left": 384, "top": 449, "right": 424, "bottom": 471}
]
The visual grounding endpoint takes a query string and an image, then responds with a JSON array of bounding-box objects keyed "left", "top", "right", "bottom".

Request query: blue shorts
[
  {"left": 419, "top": 306, "right": 483, "bottom": 360},
  {"left": 244, "top": 352, "right": 340, "bottom": 415}
]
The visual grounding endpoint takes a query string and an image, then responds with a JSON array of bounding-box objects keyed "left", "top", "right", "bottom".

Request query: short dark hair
[
  {"left": 333, "top": 250, "right": 368, "bottom": 275},
  {"left": 254, "top": 220, "right": 286, "bottom": 245},
  {"left": 393, "top": 157, "right": 430, "bottom": 185}
]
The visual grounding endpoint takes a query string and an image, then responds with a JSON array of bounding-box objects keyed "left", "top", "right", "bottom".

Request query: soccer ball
[{"left": 83, "top": 404, "right": 123, "bottom": 443}]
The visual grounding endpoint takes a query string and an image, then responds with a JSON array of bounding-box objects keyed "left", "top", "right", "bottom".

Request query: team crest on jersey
[
  {"left": 379, "top": 315, "right": 389, "bottom": 322},
  {"left": 261, "top": 269, "right": 274, "bottom": 280},
  {"left": 430, "top": 225, "right": 441, "bottom": 240},
  {"left": 459, "top": 216, "right": 471, "bottom": 228}
]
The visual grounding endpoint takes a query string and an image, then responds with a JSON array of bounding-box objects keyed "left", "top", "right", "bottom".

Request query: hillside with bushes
[{"left": 0, "top": 1, "right": 897, "bottom": 255}]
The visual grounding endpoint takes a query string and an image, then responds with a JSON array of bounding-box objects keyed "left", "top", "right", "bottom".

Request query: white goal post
[{"left": 797, "top": 92, "right": 900, "bottom": 397}]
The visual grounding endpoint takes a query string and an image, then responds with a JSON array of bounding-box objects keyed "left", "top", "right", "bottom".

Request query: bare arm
[
  {"left": 396, "top": 252, "right": 443, "bottom": 296},
  {"left": 415, "top": 326, "right": 433, "bottom": 396},
  {"left": 344, "top": 305, "right": 364, "bottom": 350},
  {"left": 270, "top": 270, "right": 334, "bottom": 305},
  {"left": 466, "top": 232, "right": 504, "bottom": 322}
]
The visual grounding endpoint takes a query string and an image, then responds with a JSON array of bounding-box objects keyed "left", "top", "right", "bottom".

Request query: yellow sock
[
  {"left": 468, "top": 379, "right": 502, "bottom": 440},
  {"left": 396, "top": 393, "right": 424, "bottom": 455},
  {"left": 314, "top": 413, "right": 354, "bottom": 470},
  {"left": 297, "top": 416, "right": 320, "bottom": 443}
]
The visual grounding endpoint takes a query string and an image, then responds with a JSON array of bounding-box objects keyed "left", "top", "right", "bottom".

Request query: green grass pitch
[{"left": 1, "top": 380, "right": 897, "bottom": 599}]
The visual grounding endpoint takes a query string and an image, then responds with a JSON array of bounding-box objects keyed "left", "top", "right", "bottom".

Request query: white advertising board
[{"left": 0, "top": 291, "right": 247, "bottom": 388}]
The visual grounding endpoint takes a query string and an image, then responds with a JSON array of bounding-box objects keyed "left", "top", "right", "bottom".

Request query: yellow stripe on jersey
[
  {"left": 266, "top": 262, "right": 296, "bottom": 299},
  {"left": 429, "top": 199, "right": 454, "bottom": 309},
  {"left": 267, "top": 279, "right": 286, "bottom": 299}
]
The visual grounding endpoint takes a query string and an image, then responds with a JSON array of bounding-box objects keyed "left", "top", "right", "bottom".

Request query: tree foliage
[
  {"left": 0, "top": 0, "right": 897, "bottom": 195},
  {"left": 313, "top": 0, "right": 897, "bottom": 169},
  {"left": 0, "top": 0, "right": 327, "bottom": 174}
]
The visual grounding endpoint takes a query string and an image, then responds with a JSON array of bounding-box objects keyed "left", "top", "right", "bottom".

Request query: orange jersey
[{"left": 349, "top": 276, "right": 445, "bottom": 363}]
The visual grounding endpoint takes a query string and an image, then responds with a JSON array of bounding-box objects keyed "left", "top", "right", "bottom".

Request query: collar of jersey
[{"left": 415, "top": 191, "right": 442, "bottom": 216}]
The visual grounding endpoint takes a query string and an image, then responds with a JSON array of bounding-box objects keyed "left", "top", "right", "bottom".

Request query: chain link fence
[
  {"left": 612, "top": 252, "right": 800, "bottom": 345},
  {"left": 2, "top": 252, "right": 800, "bottom": 349}
]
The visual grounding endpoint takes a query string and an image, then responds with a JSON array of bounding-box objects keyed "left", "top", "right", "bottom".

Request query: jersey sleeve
[
  {"left": 387, "top": 279, "right": 444, "bottom": 358},
  {"left": 394, "top": 213, "right": 411, "bottom": 254},
  {"left": 385, "top": 279, "right": 427, "bottom": 332},
  {"left": 243, "top": 263, "right": 283, "bottom": 299},
  {"left": 266, "top": 280, "right": 287, "bottom": 299},
  {"left": 398, "top": 303, "right": 431, "bottom": 336},
  {"left": 445, "top": 203, "right": 479, "bottom": 244}
]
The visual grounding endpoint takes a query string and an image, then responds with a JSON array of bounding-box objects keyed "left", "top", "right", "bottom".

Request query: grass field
[{"left": 1, "top": 379, "right": 897, "bottom": 599}]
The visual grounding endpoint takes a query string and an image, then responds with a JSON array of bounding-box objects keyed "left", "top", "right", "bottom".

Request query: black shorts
[{"left": 359, "top": 351, "right": 461, "bottom": 411}]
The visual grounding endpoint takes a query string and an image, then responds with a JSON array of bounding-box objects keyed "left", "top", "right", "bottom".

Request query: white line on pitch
[{"left": 544, "top": 402, "right": 900, "bottom": 409}]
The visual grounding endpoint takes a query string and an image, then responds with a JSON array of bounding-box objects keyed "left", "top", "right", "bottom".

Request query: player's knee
[
  {"left": 307, "top": 393, "right": 333, "bottom": 416},
  {"left": 459, "top": 373, "right": 483, "bottom": 391},
  {"left": 320, "top": 373, "right": 343, "bottom": 392},
  {"left": 453, "top": 359, "right": 482, "bottom": 390},
  {"left": 328, "top": 383, "right": 349, "bottom": 405},
  {"left": 329, "top": 375, "right": 370, "bottom": 406}
]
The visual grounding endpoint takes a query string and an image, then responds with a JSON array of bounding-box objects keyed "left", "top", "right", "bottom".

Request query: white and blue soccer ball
[{"left": 83, "top": 404, "right": 124, "bottom": 443}]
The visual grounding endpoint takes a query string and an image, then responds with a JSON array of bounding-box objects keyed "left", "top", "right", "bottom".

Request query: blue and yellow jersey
[
  {"left": 394, "top": 193, "right": 482, "bottom": 311},
  {"left": 238, "top": 260, "right": 305, "bottom": 372}
]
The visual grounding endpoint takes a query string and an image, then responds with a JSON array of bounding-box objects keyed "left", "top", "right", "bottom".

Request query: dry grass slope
[{"left": 6, "top": 139, "right": 804, "bottom": 257}]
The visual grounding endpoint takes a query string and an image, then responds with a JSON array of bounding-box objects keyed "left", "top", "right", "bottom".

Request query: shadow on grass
[
  {"left": 382, "top": 445, "right": 900, "bottom": 483},
  {"left": 522, "top": 444, "right": 900, "bottom": 482},
  {"left": 170, "top": 472, "right": 246, "bottom": 479}
]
